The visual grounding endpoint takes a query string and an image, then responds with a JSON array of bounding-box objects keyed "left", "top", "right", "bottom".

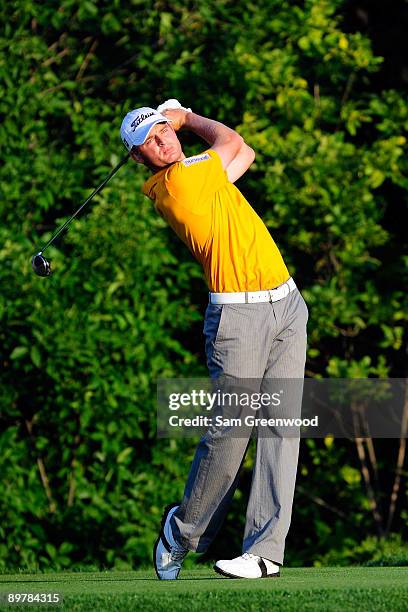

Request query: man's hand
[{"left": 162, "top": 109, "right": 189, "bottom": 131}]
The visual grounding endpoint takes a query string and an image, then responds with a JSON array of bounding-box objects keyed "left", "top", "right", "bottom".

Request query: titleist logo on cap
[{"left": 130, "top": 112, "right": 155, "bottom": 132}]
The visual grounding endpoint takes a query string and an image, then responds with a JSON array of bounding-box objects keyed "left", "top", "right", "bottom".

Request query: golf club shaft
[{"left": 39, "top": 153, "right": 130, "bottom": 255}]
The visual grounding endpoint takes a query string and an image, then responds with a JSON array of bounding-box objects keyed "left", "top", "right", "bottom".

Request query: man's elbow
[
  {"left": 243, "top": 144, "right": 255, "bottom": 165},
  {"left": 231, "top": 132, "right": 244, "bottom": 152}
]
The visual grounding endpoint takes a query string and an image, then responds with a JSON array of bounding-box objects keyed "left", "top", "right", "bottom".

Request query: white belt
[{"left": 209, "top": 277, "right": 297, "bottom": 304}]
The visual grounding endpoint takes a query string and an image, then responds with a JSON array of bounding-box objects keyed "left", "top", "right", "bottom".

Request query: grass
[{"left": 0, "top": 566, "right": 407, "bottom": 611}]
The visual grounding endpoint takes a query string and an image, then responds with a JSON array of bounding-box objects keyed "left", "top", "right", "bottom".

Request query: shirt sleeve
[{"left": 165, "top": 149, "right": 227, "bottom": 212}]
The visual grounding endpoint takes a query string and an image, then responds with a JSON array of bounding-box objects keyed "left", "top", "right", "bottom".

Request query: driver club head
[
  {"left": 31, "top": 153, "right": 130, "bottom": 277},
  {"left": 31, "top": 253, "right": 51, "bottom": 277}
]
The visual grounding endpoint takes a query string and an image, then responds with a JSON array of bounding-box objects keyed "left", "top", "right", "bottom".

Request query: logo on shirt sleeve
[{"left": 181, "top": 153, "right": 211, "bottom": 167}]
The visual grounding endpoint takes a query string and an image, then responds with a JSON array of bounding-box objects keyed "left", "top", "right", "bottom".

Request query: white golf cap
[{"left": 120, "top": 107, "right": 171, "bottom": 151}]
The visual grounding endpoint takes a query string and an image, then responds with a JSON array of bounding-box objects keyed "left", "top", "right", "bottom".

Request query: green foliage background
[{"left": 0, "top": 0, "right": 407, "bottom": 569}]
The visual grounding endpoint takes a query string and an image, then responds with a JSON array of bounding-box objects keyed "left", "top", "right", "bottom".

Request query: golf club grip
[{"left": 39, "top": 153, "right": 130, "bottom": 254}]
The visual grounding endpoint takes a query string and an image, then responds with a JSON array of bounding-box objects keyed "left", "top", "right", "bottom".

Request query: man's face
[{"left": 136, "top": 122, "right": 184, "bottom": 169}]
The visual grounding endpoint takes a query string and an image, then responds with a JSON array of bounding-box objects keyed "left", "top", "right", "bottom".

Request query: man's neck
[{"left": 151, "top": 153, "right": 186, "bottom": 174}]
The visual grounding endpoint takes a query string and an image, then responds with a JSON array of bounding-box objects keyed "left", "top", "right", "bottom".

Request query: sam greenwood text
[{"left": 168, "top": 415, "right": 319, "bottom": 428}]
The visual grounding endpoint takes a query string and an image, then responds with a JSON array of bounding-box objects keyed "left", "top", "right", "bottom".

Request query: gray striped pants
[{"left": 171, "top": 286, "right": 308, "bottom": 565}]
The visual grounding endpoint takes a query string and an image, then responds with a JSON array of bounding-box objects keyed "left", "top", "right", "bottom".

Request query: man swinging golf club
[{"left": 120, "top": 100, "right": 308, "bottom": 579}]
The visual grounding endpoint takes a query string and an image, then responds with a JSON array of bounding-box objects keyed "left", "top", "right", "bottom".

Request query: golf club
[{"left": 31, "top": 153, "right": 130, "bottom": 276}]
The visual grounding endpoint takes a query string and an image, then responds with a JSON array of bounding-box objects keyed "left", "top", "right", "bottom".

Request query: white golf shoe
[
  {"left": 214, "top": 552, "right": 280, "bottom": 578},
  {"left": 153, "top": 503, "right": 188, "bottom": 580}
]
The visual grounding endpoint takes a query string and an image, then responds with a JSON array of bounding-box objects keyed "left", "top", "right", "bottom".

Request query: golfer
[{"left": 120, "top": 102, "right": 308, "bottom": 579}]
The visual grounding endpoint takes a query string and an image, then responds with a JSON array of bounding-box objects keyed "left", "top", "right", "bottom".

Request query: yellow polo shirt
[{"left": 142, "top": 149, "right": 289, "bottom": 292}]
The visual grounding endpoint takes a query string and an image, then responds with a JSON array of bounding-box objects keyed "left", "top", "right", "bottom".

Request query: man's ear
[{"left": 130, "top": 147, "right": 145, "bottom": 164}]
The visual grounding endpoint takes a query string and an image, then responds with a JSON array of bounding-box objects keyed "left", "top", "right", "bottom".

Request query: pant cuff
[
  {"left": 244, "top": 546, "right": 284, "bottom": 566},
  {"left": 178, "top": 535, "right": 211, "bottom": 553}
]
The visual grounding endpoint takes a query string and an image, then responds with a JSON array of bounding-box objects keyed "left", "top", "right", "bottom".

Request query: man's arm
[
  {"left": 163, "top": 110, "right": 254, "bottom": 181},
  {"left": 224, "top": 142, "right": 256, "bottom": 183},
  {"left": 182, "top": 112, "right": 244, "bottom": 169}
]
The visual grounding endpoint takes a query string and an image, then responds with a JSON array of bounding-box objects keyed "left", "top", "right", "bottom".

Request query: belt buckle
[{"left": 268, "top": 289, "right": 274, "bottom": 303}]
